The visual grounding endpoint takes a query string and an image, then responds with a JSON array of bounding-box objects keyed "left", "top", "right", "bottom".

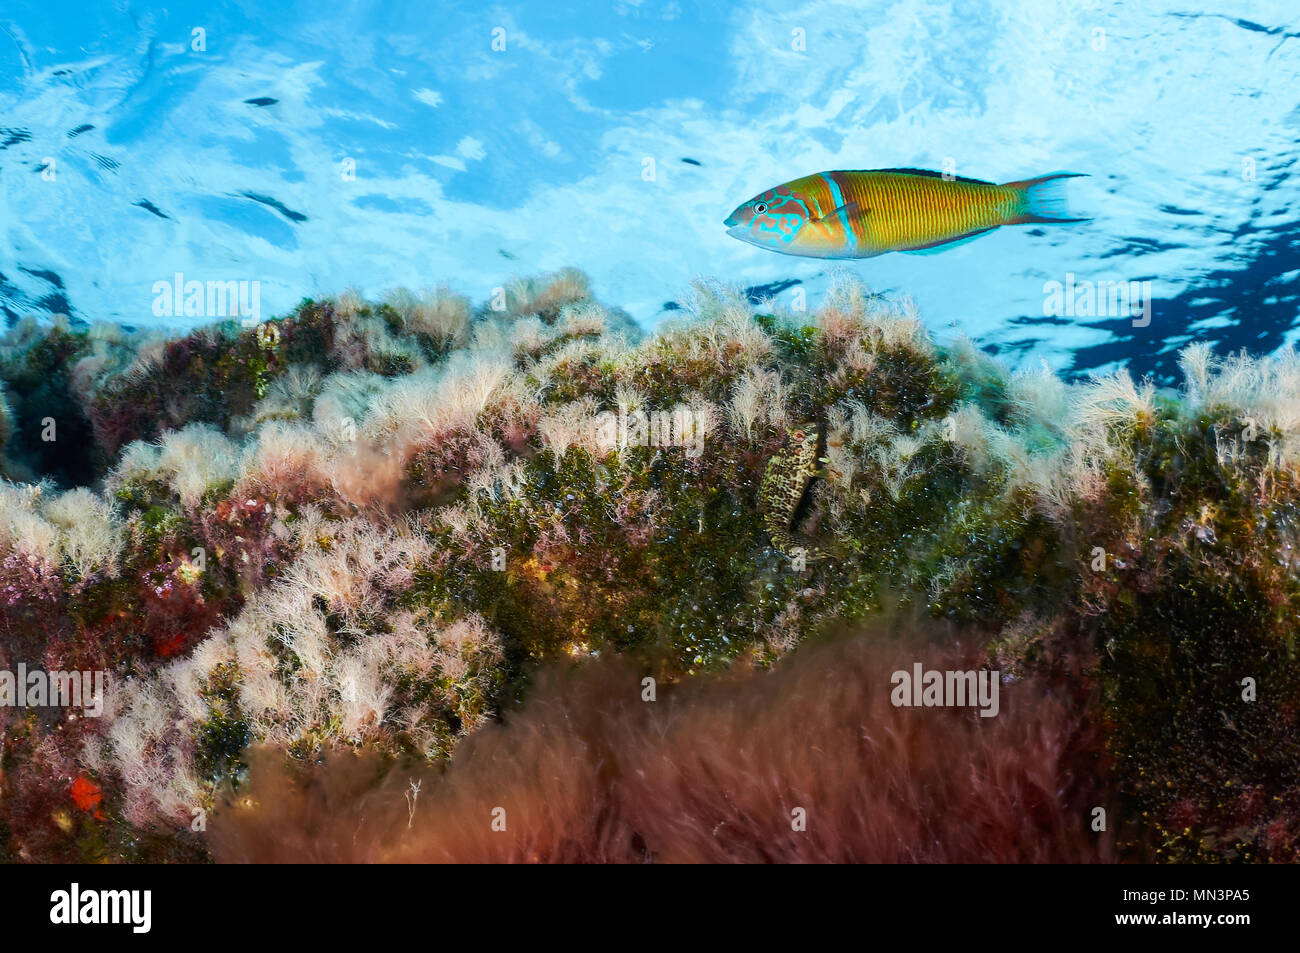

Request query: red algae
[{"left": 208, "top": 623, "right": 1112, "bottom": 864}]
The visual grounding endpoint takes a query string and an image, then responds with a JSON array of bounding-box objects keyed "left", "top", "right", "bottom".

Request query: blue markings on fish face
[
  {"left": 725, "top": 189, "right": 809, "bottom": 250},
  {"left": 754, "top": 208, "right": 805, "bottom": 244}
]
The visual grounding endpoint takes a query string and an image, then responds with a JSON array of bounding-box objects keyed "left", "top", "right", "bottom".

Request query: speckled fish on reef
[
  {"left": 724, "top": 168, "right": 1088, "bottom": 259},
  {"left": 759, "top": 424, "right": 845, "bottom": 561}
]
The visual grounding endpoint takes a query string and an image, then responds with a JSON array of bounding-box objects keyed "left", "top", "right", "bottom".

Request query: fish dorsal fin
[
  {"left": 869, "top": 167, "right": 996, "bottom": 186},
  {"left": 812, "top": 201, "right": 863, "bottom": 224}
]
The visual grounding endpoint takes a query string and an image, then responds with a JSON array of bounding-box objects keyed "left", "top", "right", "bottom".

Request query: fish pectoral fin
[
  {"left": 811, "top": 201, "right": 863, "bottom": 224},
  {"left": 899, "top": 227, "right": 997, "bottom": 255}
]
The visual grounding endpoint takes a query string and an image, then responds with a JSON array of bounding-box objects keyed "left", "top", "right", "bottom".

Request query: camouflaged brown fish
[{"left": 760, "top": 424, "right": 839, "bottom": 561}]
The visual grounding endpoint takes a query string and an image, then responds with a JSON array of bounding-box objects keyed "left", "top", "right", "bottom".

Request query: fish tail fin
[{"left": 1005, "top": 172, "right": 1090, "bottom": 224}]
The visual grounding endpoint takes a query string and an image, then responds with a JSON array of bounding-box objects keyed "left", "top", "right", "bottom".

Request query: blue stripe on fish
[{"left": 820, "top": 172, "right": 856, "bottom": 252}]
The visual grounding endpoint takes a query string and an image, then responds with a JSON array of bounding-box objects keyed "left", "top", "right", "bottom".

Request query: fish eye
[
  {"left": 791, "top": 429, "right": 805, "bottom": 441},
  {"left": 753, "top": 202, "right": 768, "bottom": 213}
]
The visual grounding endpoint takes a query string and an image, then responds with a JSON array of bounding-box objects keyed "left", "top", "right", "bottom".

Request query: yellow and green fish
[{"left": 724, "top": 168, "right": 1087, "bottom": 258}]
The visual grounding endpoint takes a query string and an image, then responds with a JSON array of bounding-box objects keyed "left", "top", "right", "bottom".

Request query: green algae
[{"left": 3, "top": 274, "right": 1300, "bottom": 863}]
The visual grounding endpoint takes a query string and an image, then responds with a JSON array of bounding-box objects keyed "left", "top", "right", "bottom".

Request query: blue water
[{"left": 1, "top": 0, "right": 1297, "bottom": 380}]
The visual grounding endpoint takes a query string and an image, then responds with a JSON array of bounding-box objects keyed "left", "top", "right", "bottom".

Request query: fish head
[
  {"left": 786, "top": 424, "right": 819, "bottom": 457},
  {"left": 724, "top": 183, "right": 812, "bottom": 252}
]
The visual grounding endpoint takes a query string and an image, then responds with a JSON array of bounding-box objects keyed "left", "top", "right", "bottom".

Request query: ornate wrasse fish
[{"left": 724, "top": 168, "right": 1086, "bottom": 258}]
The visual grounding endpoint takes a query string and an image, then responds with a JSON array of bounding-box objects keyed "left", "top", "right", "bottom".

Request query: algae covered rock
[{"left": 0, "top": 269, "right": 1297, "bottom": 863}]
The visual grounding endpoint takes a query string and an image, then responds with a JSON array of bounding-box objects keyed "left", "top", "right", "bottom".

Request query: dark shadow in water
[
  {"left": 1009, "top": 159, "right": 1300, "bottom": 384},
  {"left": 743, "top": 277, "right": 802, "bottom": 305},
  {"left": 1069, "top": 220, "right": 1297, "bottom": 384}
]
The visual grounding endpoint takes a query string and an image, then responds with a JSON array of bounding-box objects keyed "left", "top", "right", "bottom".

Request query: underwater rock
[{"left": 0, "top": 268, "right": 1297, "bottom": 863}]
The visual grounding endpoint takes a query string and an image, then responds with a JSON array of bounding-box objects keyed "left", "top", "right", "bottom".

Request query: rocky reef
[{"left": 0, "top": 267, "right": 1297, "bottom": 863}]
